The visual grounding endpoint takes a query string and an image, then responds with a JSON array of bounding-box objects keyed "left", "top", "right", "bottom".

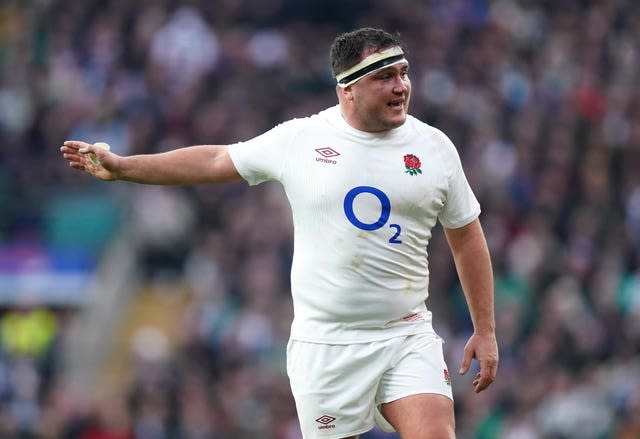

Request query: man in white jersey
[{"left": 60, "top": 28, "right": 498, "bottom": 439}]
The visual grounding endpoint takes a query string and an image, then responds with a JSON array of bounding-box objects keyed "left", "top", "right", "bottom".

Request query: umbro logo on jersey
[
  {"left": 315, "top": 415, "right": 336, "bottom": 430},
  {"left": 315, "top": 147, "right": 340, "bottom": 164}
]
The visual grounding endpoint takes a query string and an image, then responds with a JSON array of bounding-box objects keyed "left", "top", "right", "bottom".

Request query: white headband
[{"left": 336, "top": 46, "right": 407, "bottom": 88}]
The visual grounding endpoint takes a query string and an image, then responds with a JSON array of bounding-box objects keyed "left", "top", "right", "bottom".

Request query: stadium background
[{"left": 1, "top": 0, "right": 639, "bottom": 438}]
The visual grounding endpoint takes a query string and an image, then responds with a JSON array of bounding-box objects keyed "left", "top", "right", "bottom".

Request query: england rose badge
[{"left": 404, "top": 154, "right": 422, "bottom": 175}]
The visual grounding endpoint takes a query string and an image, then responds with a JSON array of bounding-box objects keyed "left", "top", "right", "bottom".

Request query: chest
[{"left": 283, "top": 139, "right": 449, "bottom": 222}]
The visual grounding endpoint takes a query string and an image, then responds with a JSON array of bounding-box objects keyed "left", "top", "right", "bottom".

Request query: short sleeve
[
  {"left": 437, "top": 137, "right": 480, "bottom": 229},
  {"left": 228, "top": 119, "right": 302, "bottom": 186}
]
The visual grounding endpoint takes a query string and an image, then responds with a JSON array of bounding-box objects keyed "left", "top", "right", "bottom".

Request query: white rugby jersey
[{"left": 228, "top": 105, "right": 480, "bottom": 343}]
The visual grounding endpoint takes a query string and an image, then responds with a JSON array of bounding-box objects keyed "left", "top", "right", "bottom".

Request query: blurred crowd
[{"left": 1, "top": 0, "right": 640, "bottom": 438}]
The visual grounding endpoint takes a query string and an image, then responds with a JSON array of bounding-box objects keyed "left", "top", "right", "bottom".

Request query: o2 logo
[{"left": 343, "top": 186, "right": 402, "bottom": 244}]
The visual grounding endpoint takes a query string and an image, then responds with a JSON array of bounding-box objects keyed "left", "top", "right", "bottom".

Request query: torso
[{"left": 229, "top": 106, "right": 479, "bottom": 343}]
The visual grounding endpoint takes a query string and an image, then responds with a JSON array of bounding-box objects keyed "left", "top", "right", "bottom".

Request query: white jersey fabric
[{"left": 228, "top": 105, "right": 480, "bottom": 344}]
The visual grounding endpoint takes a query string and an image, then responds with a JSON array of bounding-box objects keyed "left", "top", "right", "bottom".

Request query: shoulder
[
  {"left": 274, "top": 106, "right": 338, "bottom": 134},
  {"left": 406, "top": 116, "right": 449, "bottom": 141},
  {"left": 304, "top": 105, "right": 342, "bottom": 129},
  {"left": 405, "top": 115, "right": 458, "bottom": 155}
]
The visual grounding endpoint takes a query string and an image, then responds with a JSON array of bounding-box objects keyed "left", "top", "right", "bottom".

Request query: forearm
[
  {"left": 447, "top": 219, "right": 498, "bottom": 390},
  {"left": 117, "top": 145, "right": 241, "bottom": 185},
  {"left": 456, "top": 239, "right": 495, "bottom": 334},
  {"left": 445, "top": 219, "right": 495, "bottom": 334}
]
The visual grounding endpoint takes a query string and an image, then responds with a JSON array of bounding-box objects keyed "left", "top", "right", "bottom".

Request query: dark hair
[{"left": 329, "top": 28, "right": 406, "bottom": 77}]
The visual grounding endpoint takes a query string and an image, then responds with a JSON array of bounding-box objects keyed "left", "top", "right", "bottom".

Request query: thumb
[
  {"left": 459, "top": 349, "right": 472, "bottom": 375},
  {"left": 81, "top": 142, "right": 110, "bottom": 166},
  {"left": 78, "top": 144, "right": 97, "bottom": 157},
  {"left": 78, "top": 143, "right": 94, "bottom": 154}
]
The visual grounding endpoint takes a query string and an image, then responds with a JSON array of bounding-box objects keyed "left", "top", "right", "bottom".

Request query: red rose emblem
[
  {"left": 444, "top": 369, "right": 451, "bottom": 386},
  {"left": 403, "top": 154, "right": 422, "bottom": 175}
]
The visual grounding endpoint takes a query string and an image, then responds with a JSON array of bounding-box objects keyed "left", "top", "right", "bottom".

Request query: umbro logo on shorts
[
  {"left": 315, "top": 147, "right": 340, "bottom": 164},
  {"left": 315, "top": 415, "right": 336, "bottom": 430}
]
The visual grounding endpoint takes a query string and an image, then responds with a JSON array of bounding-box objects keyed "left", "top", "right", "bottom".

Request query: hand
[
  {"left": 60, "top": 140, "right": 118, "bottom": 181},
  {"left": 458, "top": 331, "right": 498, "bottom": 393}
]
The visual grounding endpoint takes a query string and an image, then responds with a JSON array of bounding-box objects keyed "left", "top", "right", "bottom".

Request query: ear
[{"left": 339, "top": 85, "right": 355, "bottom": 102}]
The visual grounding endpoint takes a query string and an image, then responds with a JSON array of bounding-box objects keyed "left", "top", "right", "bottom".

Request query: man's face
[{"left": 344, "top": 49, "right": 411, "bottom": 132}]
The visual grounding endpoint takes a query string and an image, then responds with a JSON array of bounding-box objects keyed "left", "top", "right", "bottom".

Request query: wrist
[
  {"left": 113, "top": 155, "right": 131, "bottom": 181},
  {"left": 474, "top": 326, "right": 495, "bottom": 336}
]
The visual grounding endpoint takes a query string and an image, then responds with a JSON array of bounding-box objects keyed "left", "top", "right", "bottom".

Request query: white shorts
[{"left": 286, "top": 333, "right": 453, "bottom": 439}]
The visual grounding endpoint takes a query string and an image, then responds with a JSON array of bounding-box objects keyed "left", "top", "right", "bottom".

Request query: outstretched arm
[
  {"left": 60, "top": 141, "right": 243, "bottom": 185},
  {"left": 444, "top": 218, "right": 498, "bottom": 393}
]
